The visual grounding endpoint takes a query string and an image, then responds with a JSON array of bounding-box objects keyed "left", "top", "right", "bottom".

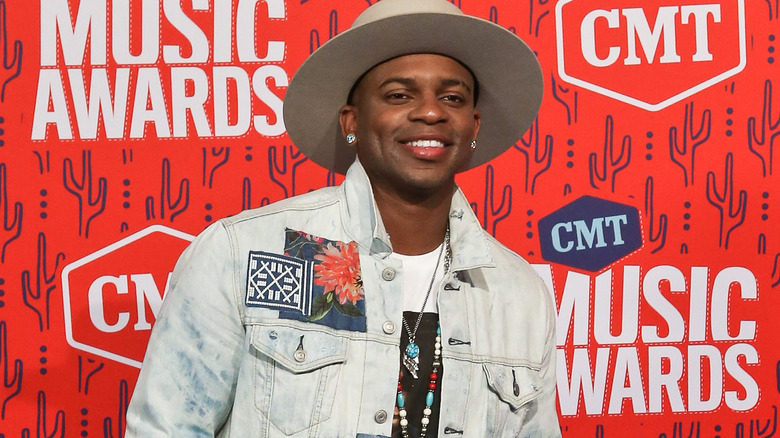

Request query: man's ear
[
  {"left": 474, "top": 109, "right": 482, "bottom": 145},
  {"left": 472, "top": 108, "right": 482, "bottom": 142},
  {"left": 339, "top": 105, "right": 357, "bottom": 143}
]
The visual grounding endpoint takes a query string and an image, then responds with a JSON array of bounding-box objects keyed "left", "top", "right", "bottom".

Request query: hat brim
[{"left": 283, "top": 12, "right": 543, "bottom": 174}]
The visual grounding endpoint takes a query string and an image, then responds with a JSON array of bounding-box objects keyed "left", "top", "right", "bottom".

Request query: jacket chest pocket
[
  {"left": 482, "top": 363, "right": 543, "bottom": 437},
  {"left": 250, "top": 325, "right": 348, "bottom": 435}
]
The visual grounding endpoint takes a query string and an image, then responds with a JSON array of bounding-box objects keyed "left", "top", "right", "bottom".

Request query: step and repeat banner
[{"left": 0, "top": 0, "right": 778, "bottom": 436}]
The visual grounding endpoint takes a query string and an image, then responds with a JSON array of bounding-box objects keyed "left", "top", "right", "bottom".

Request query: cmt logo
[
  {"left": 538, "top": 196, "right": 642, "bottom": 271},
  {"left": 87, "top": 273, "right": 170, "bottom": 333},
  {"left": 555, "top": 0, "right": 745, "bottom": 111},
  {"left": 61, "top": 225, "right": 194, "bottom": 368}
]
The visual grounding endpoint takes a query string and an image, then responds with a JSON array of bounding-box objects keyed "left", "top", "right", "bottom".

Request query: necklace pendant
[
  {"left": 404, "top": 342, "right": 421, "bottom": 378},
  {"left": 405, "top": 342, "right": 420, "bottom": 358},
  {"left": 403, "top": 352, "right": 420, "bottom": 379}
]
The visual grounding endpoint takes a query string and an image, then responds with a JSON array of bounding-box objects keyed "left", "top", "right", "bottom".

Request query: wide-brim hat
[{"left": 283, "top": 0, "right": 543, "bottom": 175}]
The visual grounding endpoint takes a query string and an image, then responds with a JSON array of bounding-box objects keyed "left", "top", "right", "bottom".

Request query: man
[{"left": 126, "top": 0, "right": 560, "bottom": 436}]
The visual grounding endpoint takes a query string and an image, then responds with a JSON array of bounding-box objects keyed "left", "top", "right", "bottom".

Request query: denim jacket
[{"left": 126, "top": 161, "right": 561, "bottom": 437}]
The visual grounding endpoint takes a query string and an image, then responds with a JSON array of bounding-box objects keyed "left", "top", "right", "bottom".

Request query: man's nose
[{"left": 409, "top": 95, "right": 448, "bottom": 124}]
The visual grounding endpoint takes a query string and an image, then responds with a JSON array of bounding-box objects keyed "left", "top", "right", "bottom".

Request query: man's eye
[
  {"left": 387, "top": 92, "right": 409, "bottom": 100},
  {"left": 442, "top": 94, "right": 464, "bottom": 103}
]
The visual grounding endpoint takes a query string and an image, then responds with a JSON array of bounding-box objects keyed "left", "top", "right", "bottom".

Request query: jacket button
[
  {"left": 293, "top": 349, "right": 306, "bottom": 362},
  {"left": 382, "top": 321, "right": 396, "bottom": 334},
  {"left": 382, "top": 267, "right": 396, "bottom": 281},
  {"left": 374, "top": 410, "right": 388, "bottom": 424}
]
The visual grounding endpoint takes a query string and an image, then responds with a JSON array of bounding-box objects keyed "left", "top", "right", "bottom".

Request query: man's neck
[{"left": 371, "top": 183, "right": 453, "bottom": 256}]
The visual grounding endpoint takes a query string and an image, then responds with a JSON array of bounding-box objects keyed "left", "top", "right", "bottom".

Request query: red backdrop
[{"left": 0, "top": 0, "right": 778, "bottom": 436}]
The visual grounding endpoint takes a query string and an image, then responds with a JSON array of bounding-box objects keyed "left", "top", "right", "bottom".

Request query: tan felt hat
[{"left": 283, "top": 0, "right": 544, "bottom": 174}]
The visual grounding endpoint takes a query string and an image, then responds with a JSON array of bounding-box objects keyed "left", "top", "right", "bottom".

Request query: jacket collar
[{"left": 339, "top": 160, "right": 495, "bottom": 272}]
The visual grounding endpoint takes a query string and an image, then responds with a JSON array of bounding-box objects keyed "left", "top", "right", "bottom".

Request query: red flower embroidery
[
  {"left": 314, "top": 241, "right": 364, "bottom": 305},
  {"left": 298, "top": 230, "right": 325, "bottom": 244}
]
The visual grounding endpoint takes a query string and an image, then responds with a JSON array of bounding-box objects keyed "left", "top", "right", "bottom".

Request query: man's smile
[{"left": 403, "top": 139, "right": 446, "bottom": 148}]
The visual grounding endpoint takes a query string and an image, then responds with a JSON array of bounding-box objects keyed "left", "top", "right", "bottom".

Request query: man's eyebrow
[
  {"left": 378, "top": 77, "right": 473, "bottom": 94},
  {"left": 441, "top": 78, "right": 472, "bottom": 94},
  {"left": 378, "top": 77, "right": 415, "bottom": 88}
]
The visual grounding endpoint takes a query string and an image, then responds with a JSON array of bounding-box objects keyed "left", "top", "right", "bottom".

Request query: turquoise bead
[
  {"left": 426, "top": 391, "right": 434, "bottom": 407},
  {"left": 397, "top": 393, "right": 405, "bottom": 408},
  {"left": 406, "top": 343, "right": 420, "bottom": 358},
  {"left": 436, "top": 326, "right": 441, "bottom": 335}
]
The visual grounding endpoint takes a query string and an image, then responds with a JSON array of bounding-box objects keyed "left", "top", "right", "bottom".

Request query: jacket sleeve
[
  {"left": 125, "top": 221, "right": 245, "bottom": 437},
  {"left": 523, "top": 276, "right": 562, "bottom": 437}
]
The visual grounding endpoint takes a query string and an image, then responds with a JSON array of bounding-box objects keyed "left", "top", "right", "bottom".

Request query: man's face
[{"left": 339, "top": 54, "right": 481, "bottom": 198}]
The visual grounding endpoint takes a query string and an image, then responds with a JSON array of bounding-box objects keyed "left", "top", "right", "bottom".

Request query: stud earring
[
  {"left": 346, "top": 133, "right": 356, "bottom": 144},
  {"left": 470, "top": 140, "right": 477, "bottom": 149}
]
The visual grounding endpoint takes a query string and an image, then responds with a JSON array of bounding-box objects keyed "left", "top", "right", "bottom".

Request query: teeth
[{"left": 407, "top": 140, "right": 445, "bottom": 148}]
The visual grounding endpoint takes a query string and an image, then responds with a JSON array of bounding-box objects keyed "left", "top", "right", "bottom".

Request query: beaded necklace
[{"left": 397, "top": 322, "right": 441, "bottom": 438}]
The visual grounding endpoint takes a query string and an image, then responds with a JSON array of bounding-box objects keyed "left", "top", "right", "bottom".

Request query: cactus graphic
[
  {"left": 469, "top": 165, "right": 512, "bottom": 237},
  {"left": 589, "top": 115, "right": 631, "bottom": 192},
  {"left": 63, "top": 151, "right": 107, "bottom": 238},
  {"left": 644, "top": 177, "right": 668, "bottom": 254},
  {"left": 661, "top": 422, "right": 700, "bottom": 437},
  {"left": 326, "top": 170, "right": 337, "bottom": 187},
  {"left": 33, "top": 150, "right": 51, "bottom": 174},
  {"left": 551, "top": 74, "right": 578, "bottom": 125},
  {"left": 103, "top": 380, "right": 128, "bottom": 438},
  {"left": 0, "top": 320, "right": 22, "bottom": 419},
  {"left": 309, "top": 29, "right": 321, "bottom": 53},
  {"left": 669, "top": 102, "right": 711, "bottom": 186},
  {"left": 327, "top": 9, "right": 338, "bottom": 38},
  {"left": 526, "top": 0, "right": 551, "bottom": 37},
  {"left": 241, "top": 177, "right": 251, "bottom": 211},
  {"left": 241, "top": 177, "right": 270, "bottom": 211},
  {"left": 488, "top": 6, "right": 517, "bottom": 34},
  {"left": 705, "top": 153, "right": 747, "bottom": 249},
  {"left": 489, "top": 5, "right": 499, "bottom": 23},
  {"left": 78, "top": 355, "right": 104, "bottom": 394},
  {"left": 145, "top": 158, "right": 189, "bottom": 222},
  {"left": 747, "top": 80, "right": 779, "bottom": 176},
  {"left": 758, "top": 233, "right": 767, "bottom": 255},
  {"left": 765, "top": 0, "right": 778, "bottom": 20},
  {"left": 22, "top": 232, "right": 65, "bottom": 331},
  {"left": 513, "top": 118, "right": 552, "bottom": 194},
  {"left": 268, "top": 145, "right": 308, "bottom": 198},
  {"left": 0, "top": 0, "right": 22, "bottom": 102},
  {"left": 309, "top": 9, "right": 339, "bottom": 53},
  {"left": 21, "top": 391, "right": 65, "bottom": 438},
  {"left": 0, "top": 162, "right": 21, "bottom": 262},
  {"left": 202, "top": 147, "right": 230, "bottom": 188},
  {"left": 735, "top": 405, "right": 777, "bottom": 437}
]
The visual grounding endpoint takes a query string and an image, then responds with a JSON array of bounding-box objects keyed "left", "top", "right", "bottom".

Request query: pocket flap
[
  {"left": 483, "top": 363, "right": 542, "bottom": 411},
  {"left": 250, "top": 325, "right": 348, "bottom": 373}
]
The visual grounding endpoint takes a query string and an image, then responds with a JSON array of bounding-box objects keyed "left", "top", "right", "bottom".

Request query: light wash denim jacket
[{"left": 126, "top": 161, "right": 560, "bottom": 437}]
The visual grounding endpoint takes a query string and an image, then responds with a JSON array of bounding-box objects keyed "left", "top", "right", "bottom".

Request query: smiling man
[
  {"left": 126, "top": 1, "right": 560, "bottom": 437},
  {"left": 340, "top": 54, "right": 481, "bottom": 256}
]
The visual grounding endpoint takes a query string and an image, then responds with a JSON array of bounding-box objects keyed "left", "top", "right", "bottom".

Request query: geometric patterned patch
[{"left": 245, "top": 251, "right": 313, "bottom": 316}]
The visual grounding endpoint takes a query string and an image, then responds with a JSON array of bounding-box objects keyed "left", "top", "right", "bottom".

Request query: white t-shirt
[{"left": 389, "top": 244, "right": 446, "bottom": 314}]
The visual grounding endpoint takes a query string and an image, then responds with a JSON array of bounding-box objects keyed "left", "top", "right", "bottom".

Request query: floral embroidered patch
[{"left": 276, "top": 229, "right": 366, "bottom": 332}]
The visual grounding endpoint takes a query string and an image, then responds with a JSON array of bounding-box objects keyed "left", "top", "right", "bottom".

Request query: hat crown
[{"left": 351, "top": 0, "right": 464, "bottom": 29}]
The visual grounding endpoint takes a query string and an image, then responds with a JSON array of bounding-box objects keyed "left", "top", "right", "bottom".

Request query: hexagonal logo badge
[
  {"left": 555, "top": 0, "right": 745, "bottom": 111},
  {"left": 538, "top": 196, "right": 642, "bottom": 271},
  {"left": 61, "top": 225, "right": 194, "bottom": 368}
]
